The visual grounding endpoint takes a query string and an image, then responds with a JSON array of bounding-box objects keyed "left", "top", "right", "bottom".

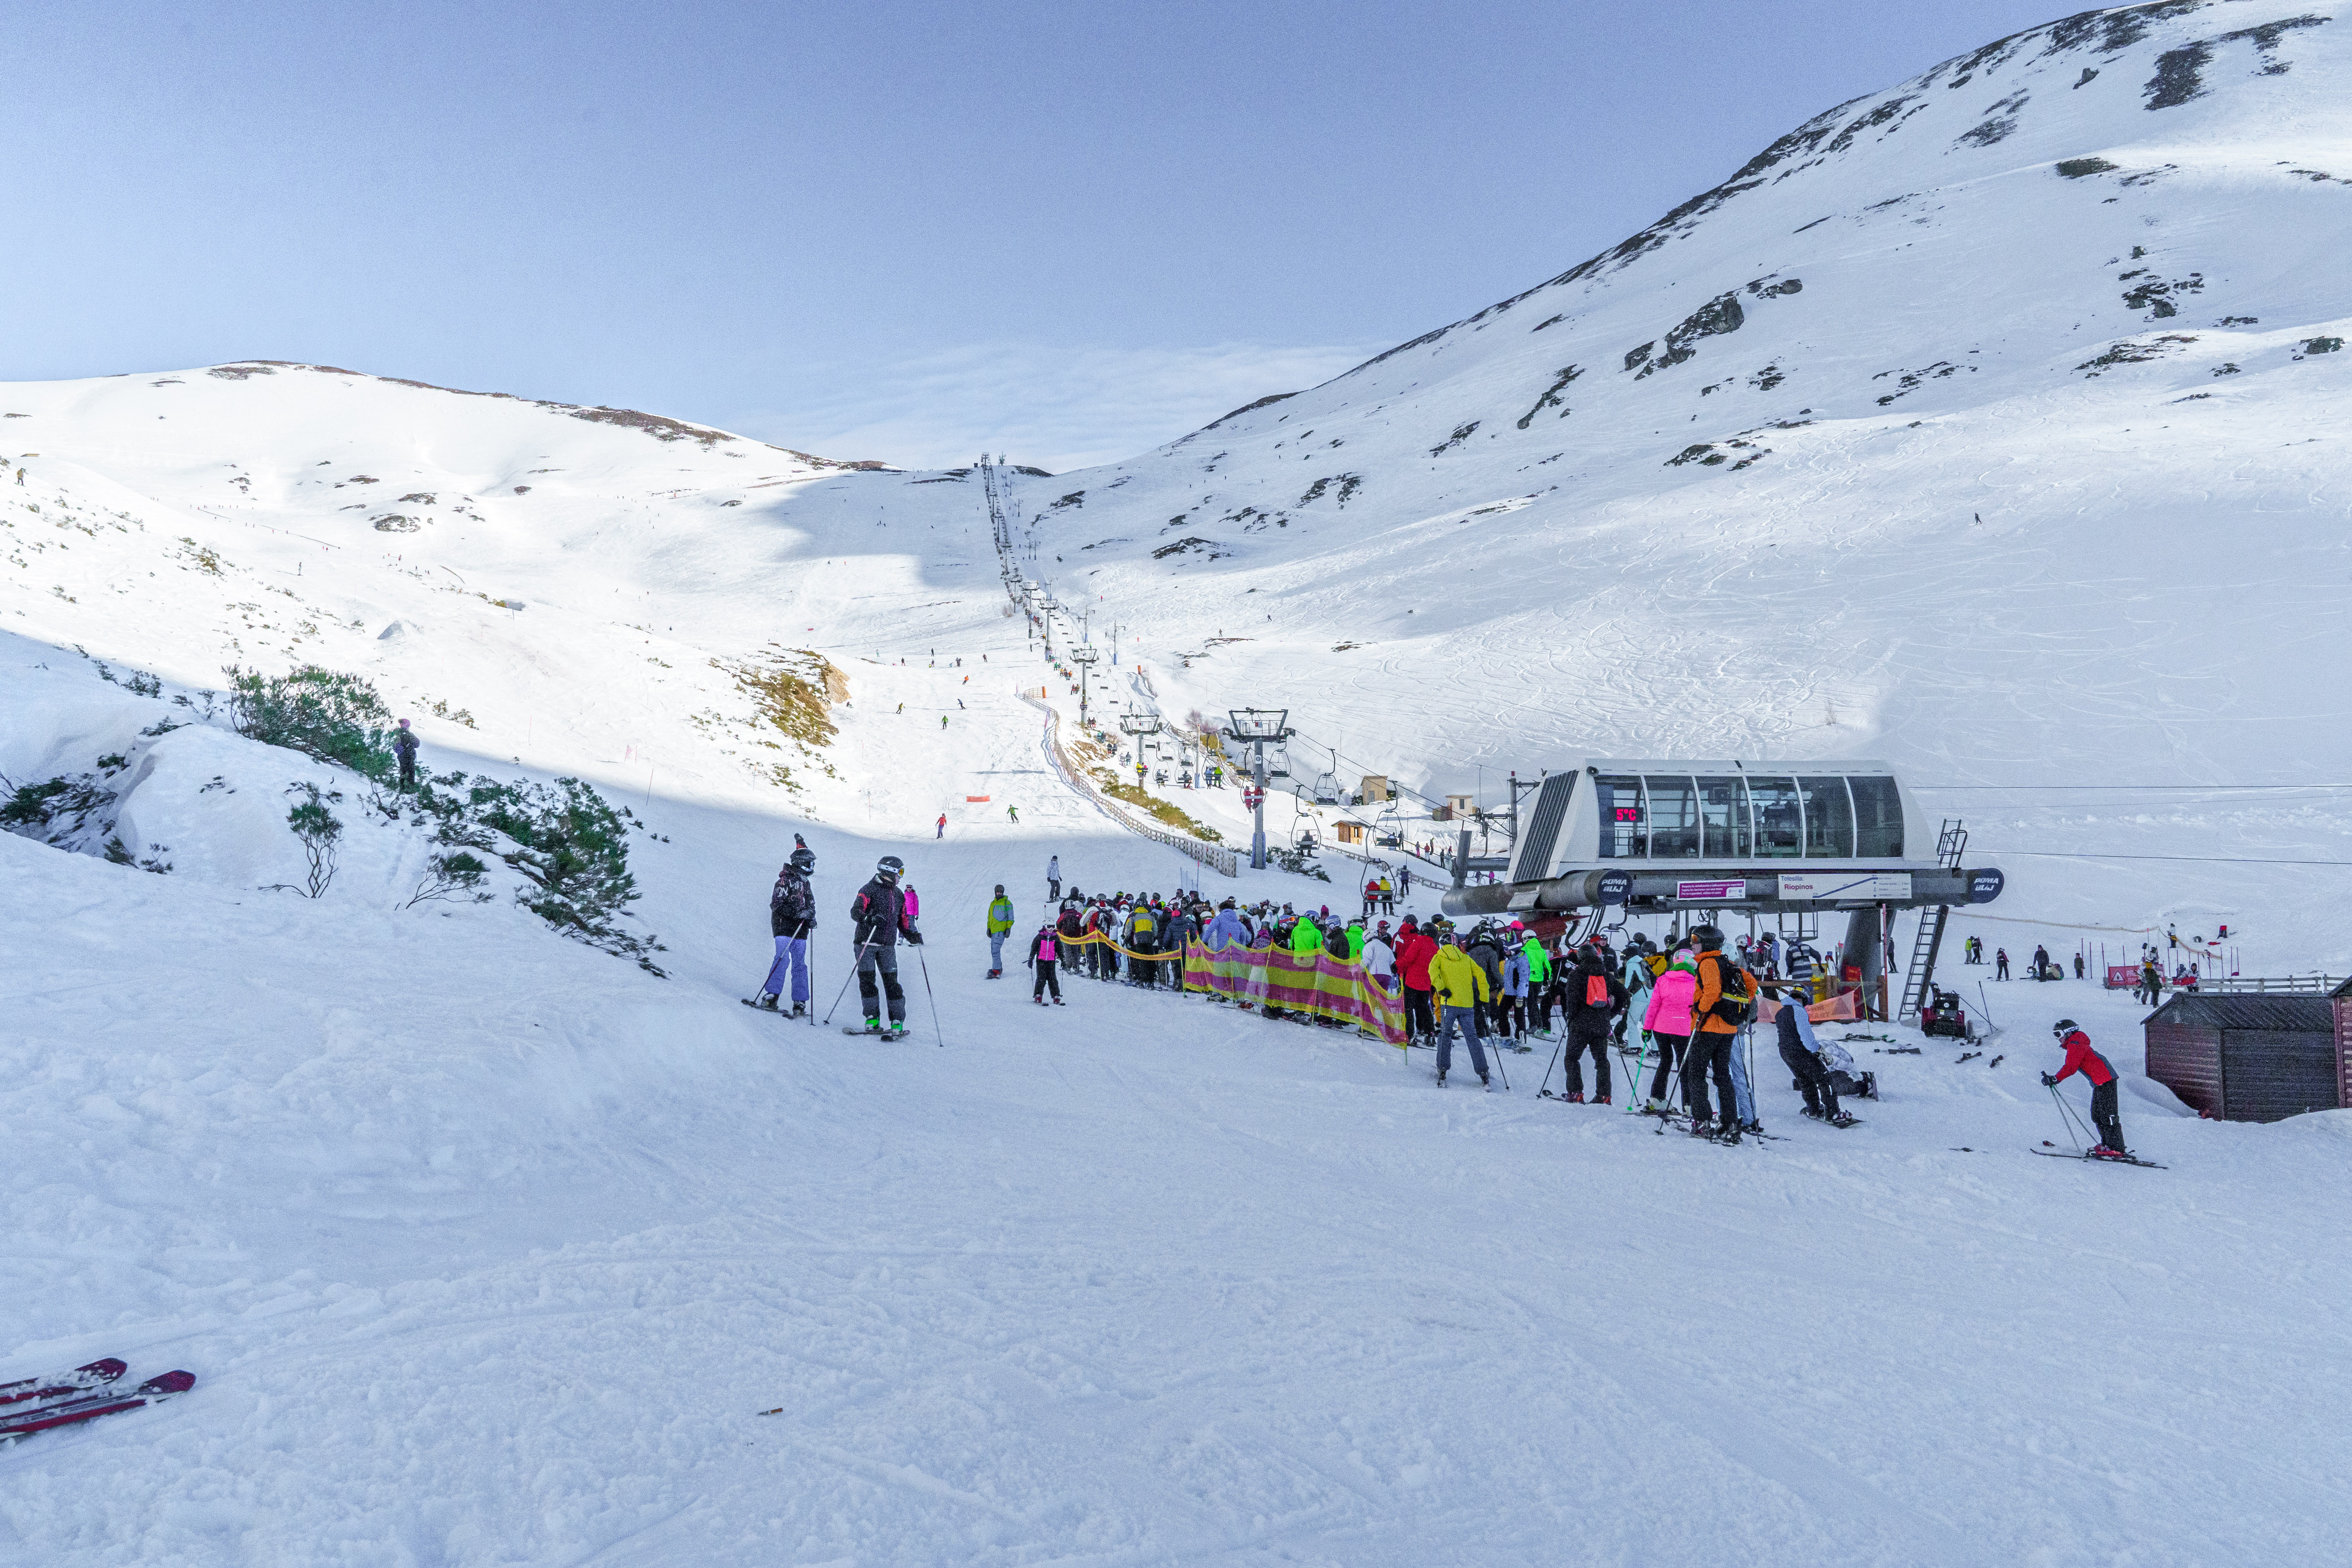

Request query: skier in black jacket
[
  {"left": 753, "top": 843, "right": 817, "bottom": 1013},
  {"left": 1558, "top": 945, "right": 1628, "bottom": 1102},
  {"left": 849, "top": 855, "right": 922, "bottom": 1034}
]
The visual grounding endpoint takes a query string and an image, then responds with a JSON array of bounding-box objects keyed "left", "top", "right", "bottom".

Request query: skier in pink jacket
[{"left": 1639, "top": 947, "right": 1700, "bottom": 1113}]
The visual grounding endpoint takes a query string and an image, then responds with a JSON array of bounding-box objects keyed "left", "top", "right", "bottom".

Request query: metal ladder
[
  {"left": 1898, "top": 907, "right": 1948, "bottom": 1023},
  {"left": 1898, "top": 819, "right": 1970, "bottom": 1024}
]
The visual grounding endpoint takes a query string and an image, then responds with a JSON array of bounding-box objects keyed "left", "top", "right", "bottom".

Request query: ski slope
[{"left": 4, "top": 3, "right": 2352, "bottom": 1561}]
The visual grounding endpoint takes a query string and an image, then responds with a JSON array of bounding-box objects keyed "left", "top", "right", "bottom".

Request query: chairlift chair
[{"left": 1310, "top": 768, "right": 1341, "bottom": 806}]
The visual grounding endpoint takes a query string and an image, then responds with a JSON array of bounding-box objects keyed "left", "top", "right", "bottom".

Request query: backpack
[
  {"left": 1704, "top": 953, "right": 1755, "bottom": 1025},
  {"left": 1584, "top": 973, "right": 1610, "bottom": 1007}
]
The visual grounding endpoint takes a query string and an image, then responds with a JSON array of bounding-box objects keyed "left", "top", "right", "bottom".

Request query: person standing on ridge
[
  {"left": 393, "top": 718, "right": 419, "bottom": 791},
  {"left": 849, "top": 855, "right": 922, "bottom": 1036},
  {"left": 1047, "top": 855, "right": 1061, "bottom": 901},
  {"left": 2044, "top": 1019, "right": 2129, "bottom": 1158},
  {"left": 752, "top": 843, "right": 817, "bottom": 1014},
  {"left": 986, "top": 884, "right": 1014, "bottom": 979},
  {"left": 936, "top": 813, "right": 947, "bottom": 839}
]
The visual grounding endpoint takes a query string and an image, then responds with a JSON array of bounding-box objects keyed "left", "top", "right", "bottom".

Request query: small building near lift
[{"left": 2145, "top": 991, "right": 2345, "bottom": 1122}]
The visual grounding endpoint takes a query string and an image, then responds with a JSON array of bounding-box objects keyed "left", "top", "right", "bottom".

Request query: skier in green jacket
[
  {"left": 986, "top": 885, "right": 1015, "bottom": 978},
  {"left": 1520, "top": 928, "right": 1553, "bottom": 1035}
]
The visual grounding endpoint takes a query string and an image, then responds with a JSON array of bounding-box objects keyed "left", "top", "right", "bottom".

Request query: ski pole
[
  {"left": 823, "top": 936, "right": 876, "bottom": 1025},
  {"left": 2047, "top": 1083, "right": 2092, "bottom": 1152},
  {"left": 1537, "top": 1040, "right": 1563, "bottom": 1098},
  {"left": 915, "top": 941, "right": 945, "bottom": 1047},
  {"left": 1624, "top": 1029, "right": 1651, "bottom": 1113}
]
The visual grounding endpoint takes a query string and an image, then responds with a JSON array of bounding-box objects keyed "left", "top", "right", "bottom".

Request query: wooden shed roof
[{"left": 2147, "top": 994, "right": 2332, "bottom": 1031}]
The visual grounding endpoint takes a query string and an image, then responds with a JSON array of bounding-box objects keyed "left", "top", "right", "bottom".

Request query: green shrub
[
  {"left": 225, "top": 665, "right": 397, "bottom": 781},
  {"left": 461, "top": 776, "right": 665, "bottom": 973}
]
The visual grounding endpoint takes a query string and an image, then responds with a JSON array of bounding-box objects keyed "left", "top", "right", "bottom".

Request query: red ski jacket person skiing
[{"left": 2043, "top": 1021, "right": 2128, "bottom": 1157}]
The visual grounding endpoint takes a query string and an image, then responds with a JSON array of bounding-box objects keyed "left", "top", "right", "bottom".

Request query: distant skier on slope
[
  {"left": 1995, "top": 947, "right": 2011, "bottom": 980},
  {"left": 2044, "top": 1019, "right": 2129, "bottom": 1159},
  {"left": 752, "top": 843, "right": 816, "bottom": 1014},
  {"left": 1047, "top": 855, "right": 1060, "bottom": 900},
  {"left": 848, "top": 855, "right": 922, "bottom": 1036}
]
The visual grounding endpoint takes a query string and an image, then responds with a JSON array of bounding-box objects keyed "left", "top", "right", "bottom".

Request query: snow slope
[
  {"left": 760, "top": 0, "right": 2352, "bottom": 962},
  {"left": 5, "top": 4, "right": 2352, "bottom": 1561}
]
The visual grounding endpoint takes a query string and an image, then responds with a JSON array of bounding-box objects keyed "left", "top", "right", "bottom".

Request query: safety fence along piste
[
  {"left": 1060, "top": 932, "right": 1406, "bottom": 1044},
  {"left": 1026, "top": 696, "right": 1238, "bottom": 877}
]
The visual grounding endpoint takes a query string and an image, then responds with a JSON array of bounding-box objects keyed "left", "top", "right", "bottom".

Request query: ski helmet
[
  {"left": 1689, "top": 924, "right": 1725, "bottom": 950},
  {"left": 875, "top": 855, "right": 904, "bottom": 881},
  {"left": 790, "top": 848, "right": 815, "bottom": 873},
  {"left": 2053, "top": 1018, "right": 2078, "bottom": 1037}
]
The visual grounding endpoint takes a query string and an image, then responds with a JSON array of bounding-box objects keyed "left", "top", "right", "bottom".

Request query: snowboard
[{"left": 0, "top": 1370, "right": 194, "bottom": 1443}]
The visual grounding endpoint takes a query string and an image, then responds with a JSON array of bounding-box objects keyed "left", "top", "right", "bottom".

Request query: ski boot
[
  {"left": 1719, "top": 1124, "right": 1743, "bottom": 1145},
  {"left": 788, "top": 1001, "right": 806, "bottom": 1019},
  {"left": 1592, "top": 1095, "right": 1612, "bottom": 1106},
  {"left": 1644, "top": 1098, "right": 1670, "bottom": 1114},
  {"left": 1688, "top": 1117, "right": 1716, "bottom": 1139},
  {"left": 987, "top": 968, "right": 1001, "bottom": 979},
  {"left": 888, "top": 1022, "right": 909, "bottom": 1039},
  {"left": 752, "top": 993, "right": 780, "bottom": 1012},
  {"left": 2088, "top": 1143, "right": 2132, "bottom": 1160},
  {"left": 1436, "top": 1068, "right": 1448, "bottom": 1087},
  {"left": 1052, "top": 996, "right": 1066, "bottom": 1005},
  {"left": 1479, "top": 1072, "right": 1491, "bottom": 1088},
  {"left": 1828, "top": 1110, "right": 1857, "bottom": 1128},
  {"left": 1801, "top": 1105, "right": 1826, "bottom": 1121},
  {"left": 1563, "top": 1091, "right": 1584, "bottom": 1104}
]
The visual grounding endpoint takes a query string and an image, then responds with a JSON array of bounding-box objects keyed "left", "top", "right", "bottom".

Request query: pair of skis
[
  {"left": 2033, "top": 1141, "right": 2166, "bottom": 1169},
  {"left": 0, "top": 1358, "right": 195, "bottom": 1443}
]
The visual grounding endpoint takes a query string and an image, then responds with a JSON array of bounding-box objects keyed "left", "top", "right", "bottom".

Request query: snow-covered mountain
[
  {"left": 791, "top": 0, "right": 2348, "bottom": 949},
  {"left": 5, "top": 5, "right": 2352, "bottom": 1562}
]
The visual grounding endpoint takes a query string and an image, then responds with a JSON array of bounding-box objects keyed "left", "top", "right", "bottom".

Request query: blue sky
[{"left": 8, "top": 1, "right": 2065, "bottom": 469}]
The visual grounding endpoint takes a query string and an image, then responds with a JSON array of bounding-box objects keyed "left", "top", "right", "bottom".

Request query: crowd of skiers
[{"left": 748, "top": 846, "right": 2132, "bottom": 1158}]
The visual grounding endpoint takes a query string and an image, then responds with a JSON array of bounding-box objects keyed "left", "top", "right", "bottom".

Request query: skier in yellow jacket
[{"left": 1427, "top": 931, "right": 1492, "bottom": 1087}]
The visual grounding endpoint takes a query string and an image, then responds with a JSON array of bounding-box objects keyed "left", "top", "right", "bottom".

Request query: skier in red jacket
[
  {"left": 2043, "top": 1020, "right": 2128, "bottom": 1158},
  {"left": 1396, "top": 920, "right": 1439, "bottom": 1045}
]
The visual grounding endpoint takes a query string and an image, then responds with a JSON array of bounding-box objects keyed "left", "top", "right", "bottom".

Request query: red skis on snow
[
  {"left": 0, "top": 1367, "right": 194, "bottom": 1442},
  {"left": 0, "top": 1358, "right": 126, "bottom": 1408}
]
